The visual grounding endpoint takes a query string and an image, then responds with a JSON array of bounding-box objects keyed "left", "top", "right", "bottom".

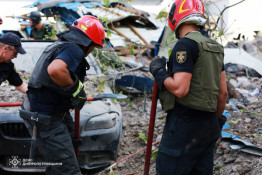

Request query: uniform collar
[{"left": 184, "top": 30, "right": 209, "bottom": 38}]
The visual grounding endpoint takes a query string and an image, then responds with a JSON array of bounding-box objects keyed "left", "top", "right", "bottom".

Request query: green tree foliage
[
  {"left": 138, "top": 133, "right": 147, "bottom": 144},
  {"left": 104, "top": 0, "right": 110, "bottom": 7},
  {"left": 155, "top": 11, "right": 168, "bottom": 22},
  {"left": 152, "top": 150, "right": 158, "bottom": 161}
]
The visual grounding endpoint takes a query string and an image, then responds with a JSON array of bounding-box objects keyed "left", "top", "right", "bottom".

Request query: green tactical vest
[{"left": 160, "top": 31, "right": 224, "bottom": 112}]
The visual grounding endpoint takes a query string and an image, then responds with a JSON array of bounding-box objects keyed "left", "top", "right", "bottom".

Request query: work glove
[
  {"left": 149, "top": 56, "right": 169, "bottom": 90},
  {"left": 218, "top": 115, "right": 227, "bottom": 131},
  {"left": 64, "top": 73, "right": 87, "bottom": 111},
  {"left": 71, "top": 84, "right": 86, "bottom": 111}
]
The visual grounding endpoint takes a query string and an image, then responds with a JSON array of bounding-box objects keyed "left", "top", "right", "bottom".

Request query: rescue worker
[
  {"left": 0, "top": 32, "right": 27, "bottom": 93},
  {"left": 28, "top": 11, "right": 54, "bottom": 39},
  {"left": 24, "top": 15, "right": 105, "bottom": 174},
  {"left": 0, "top": 16, "right": 2, "bottom": 25},
  {"left": 149, "top": 0, "right": 228, "bottom": 174}
]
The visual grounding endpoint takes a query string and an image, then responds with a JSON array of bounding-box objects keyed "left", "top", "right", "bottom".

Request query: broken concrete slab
[{"left": 224, "top": 48, "right": 262, "bottom": 76}]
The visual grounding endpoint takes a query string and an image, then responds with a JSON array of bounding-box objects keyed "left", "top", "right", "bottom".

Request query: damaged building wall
[{"left": 206, "top": 0, "right": 262, "bottom": 44}]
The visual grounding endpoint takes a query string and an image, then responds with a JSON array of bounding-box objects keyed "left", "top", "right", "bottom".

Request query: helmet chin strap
[
  {"left": 175, "top": 30, "right": 180, "bottom": 39},
  {"left": 175, "top": 24, "right": 183, "bottom": 39}
]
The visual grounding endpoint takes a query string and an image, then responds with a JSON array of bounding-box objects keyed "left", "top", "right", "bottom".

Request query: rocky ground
[
  {"left": 1, "top": 70, "right": 262, "bottom": 175},
  {"left": 98, "top": 75, "right": 262, "bottom": 175}
]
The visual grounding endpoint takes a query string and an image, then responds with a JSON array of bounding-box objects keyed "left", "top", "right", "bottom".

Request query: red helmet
[
  {"left": 72, "top": 15, "right": 105, "bottom": 47},
  {"left": 167, "top": 0, "right": 206, "bottom": 32}
]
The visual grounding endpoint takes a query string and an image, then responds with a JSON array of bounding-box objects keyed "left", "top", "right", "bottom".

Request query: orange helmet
[
  {"left": 72, "top": 15, "right": 105, "bottom": 48},
  {"left": 167, "top": 0, "right": 206, "bottom": 32}
]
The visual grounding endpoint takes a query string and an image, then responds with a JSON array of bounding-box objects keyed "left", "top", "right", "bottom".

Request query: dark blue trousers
[
  {"left": 156, "top": 104, "right": 220, "bottom": 175},
  {"left": 24, "top": 113, "right": 81, "bottom": 175}
]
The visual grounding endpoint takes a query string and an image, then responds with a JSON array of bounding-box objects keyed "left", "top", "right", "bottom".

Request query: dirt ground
[
  {"left": 1, "top": 71, "right": 262, "bottom": 175},
  {"left": 98, "top": 76, "right": 262, "bottom": 175}
]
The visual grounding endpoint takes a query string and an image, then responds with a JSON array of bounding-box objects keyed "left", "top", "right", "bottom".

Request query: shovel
[
  {"left": 86, "top": 93, "right": 127, "bottom": 101},
  {"left": 0, "top": 94, "right": 127, "bottom": 107},
  {"left": 74, "top": 93, "right": 128, "bottom": 161}
]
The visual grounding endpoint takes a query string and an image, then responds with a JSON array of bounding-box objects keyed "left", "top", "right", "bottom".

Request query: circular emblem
[{"left": 9, "top": 156, "right": 21, "bottom": 168}]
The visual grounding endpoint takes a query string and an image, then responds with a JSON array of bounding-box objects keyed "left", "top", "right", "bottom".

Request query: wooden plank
[
  {"left": 109, "top": 25, "right": 132, "bottom": 42},
  {"left": 127, "top": 23, "right": 149, "bottom": 46},
  {"left": 116, "top": 4, "right": 143, "bottom": 16},
  {"left": 98, "top": 5, "right": 124, "bottom": 17},
  {"left": 116, "top": 48, "right": 147, "bottom": 56}
]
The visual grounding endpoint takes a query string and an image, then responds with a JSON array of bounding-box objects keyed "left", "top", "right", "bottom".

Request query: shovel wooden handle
[{"left": 144, "top": 81, "right": 158, "bottom": 175}]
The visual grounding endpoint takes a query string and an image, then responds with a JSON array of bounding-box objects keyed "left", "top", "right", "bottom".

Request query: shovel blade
[{"left": 95, "top": 93, "right": 127, "bottom": 99}]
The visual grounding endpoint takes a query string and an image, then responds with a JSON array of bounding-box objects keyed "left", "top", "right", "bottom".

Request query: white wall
[
  {"left": 206, "top": 0, "right": 262, "bottom": 44},
  {"left": 227, "top": 0, "right": 262, "bottom": 39},
  {"left": 205, "top": 0, "right": 229, "bottom": 29},
  {"left": 131, "top": 0, "right": 173, "bottom": 15},
  {"left": 133, "top": 0, "right": 262, "bottom": 45}
]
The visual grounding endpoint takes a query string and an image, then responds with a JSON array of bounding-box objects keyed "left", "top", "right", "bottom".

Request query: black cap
[
  {"left": 28, "top": 11, "right": 41, "bottom": 24},
  {"left": 0, "top": 33, "right": 26, "bottom": 54}
]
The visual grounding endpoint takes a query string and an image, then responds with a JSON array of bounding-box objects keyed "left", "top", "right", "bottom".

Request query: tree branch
[{"left": 211, "top": 0, "right": 246, "bottom": 31}]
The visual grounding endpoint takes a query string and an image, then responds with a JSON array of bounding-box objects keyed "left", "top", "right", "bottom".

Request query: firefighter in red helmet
[
  {"left": 149, "top": 0, "right": 228, "bottom": 174},
  {"left": 21, "top": 15, "right": 105, "bottom": 175}
]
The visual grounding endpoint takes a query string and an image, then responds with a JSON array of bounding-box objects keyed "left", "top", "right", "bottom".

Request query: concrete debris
[
  {"left": 2, "top": 57, "right": 262, "bottom": 175},
  {"left": 224, "top": 48, "right": 262, "bottom": 76},
  {"left": 1, "top": 4, "right": 262, "bottom": 174},
  {"left": 238, "top": 32, "right": 262, "bottom": 62}
]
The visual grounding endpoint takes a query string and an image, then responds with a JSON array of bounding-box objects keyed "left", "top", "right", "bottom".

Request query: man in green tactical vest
[
  {"left": 28, "top": 11, "right": 55, "bottom": 40},
  {"left": 149, "top": 0, "right": 228, "bottom": 174}
]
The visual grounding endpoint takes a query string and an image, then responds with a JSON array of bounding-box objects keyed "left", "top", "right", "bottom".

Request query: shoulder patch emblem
[{"left": 176, "top": 51, "right": 187, "bottom": 64}]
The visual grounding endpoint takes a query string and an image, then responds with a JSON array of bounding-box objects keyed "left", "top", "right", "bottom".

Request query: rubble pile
[
  {"left": 0, "top": 71, "right": 30, "bottom": 103},
  {"left": 0, "top": 65, "right": 262, "bottom": 175},
  {"left": 239, "top": 33, "right": 262, "bottom": 62},
  {"left": 102, "top": 75, "right": 262, "bottom": 175}
]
